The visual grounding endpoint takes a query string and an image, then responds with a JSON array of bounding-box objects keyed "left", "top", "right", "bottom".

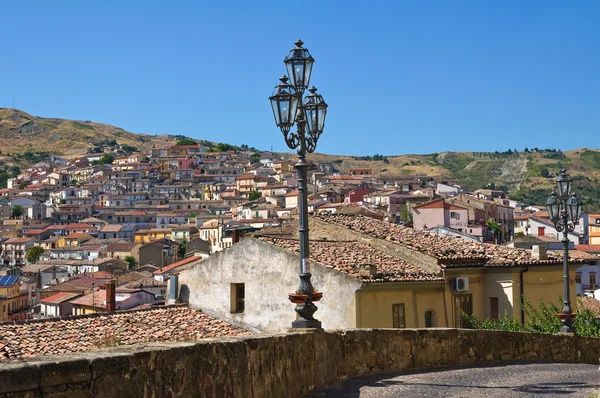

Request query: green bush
[{"left": 464, "top": 297, "right": 600, "bottom": 337}]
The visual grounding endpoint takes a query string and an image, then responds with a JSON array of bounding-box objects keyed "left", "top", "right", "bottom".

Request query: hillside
[
  {"left": 1, "top": 108, "right": 598, "bottom": 211},
  {"left": 0, "top": 108, "right": 178, "bottom": 156},
  {"left": 300, "top": 148, "right": 600, "bottom": 211}
]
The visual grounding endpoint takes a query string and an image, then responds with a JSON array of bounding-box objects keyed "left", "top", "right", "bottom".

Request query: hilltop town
[{"left": 0, "top": 112, "right": 597, "bottom": 360}]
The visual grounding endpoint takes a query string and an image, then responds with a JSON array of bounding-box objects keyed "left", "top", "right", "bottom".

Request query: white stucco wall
[{"left": 177, "top": 238, "right": 363, "bottom": 333}]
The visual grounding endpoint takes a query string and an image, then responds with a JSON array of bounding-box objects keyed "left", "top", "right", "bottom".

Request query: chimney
[
  {"left": 359, "top": 264, "right": 378, "bottom": 277},
  {"left": 105, "top": 279, "right": 116, "bottom": 313},
  {"left": 168, "top": 275, "right": 179, "bottom": 304},
  {"left": 531, "top": 245, "right": 548, "bottom": 260}
]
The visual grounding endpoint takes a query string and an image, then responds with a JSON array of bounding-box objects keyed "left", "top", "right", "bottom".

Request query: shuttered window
[{"left": 392, "top": 303, "right": 405, "bottom": 328}]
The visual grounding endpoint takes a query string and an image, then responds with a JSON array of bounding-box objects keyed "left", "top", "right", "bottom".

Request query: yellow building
[
  {"left": 134, "top": 229, "right": 172, "bottom": 244},
  {"left": 177, "top": 214, "right": 592, "bottom": 333},
  {"left": 589, "top": 214, "right": 600, "bottom": 245},
  {"left": 308, "top": 214, "right": 587, "bottom": 329},
  {"left": 0, "top": 276, "right": 30, "bottom": 322}
]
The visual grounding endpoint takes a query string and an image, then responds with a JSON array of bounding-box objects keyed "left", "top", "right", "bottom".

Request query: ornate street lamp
[
  {"left": 269, "top": 39, "right": 328, "bottom": 329},
  {"left": 545, "top": 169, "right": 583, "bottom": 333}
]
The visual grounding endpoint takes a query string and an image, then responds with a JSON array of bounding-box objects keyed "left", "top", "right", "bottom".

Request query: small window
[
  {"left": 424, "top": 310, "right": 437, "bottom": 327},
  {"left": 490, "top": 297, "right": 499, "bottom": 319},
  {"left": 576, "top": 273, "right": 582, "bottom": 284},
  {"left": 392, "top": 303, "right": 405, "bottom": 328},
  {"left": 231, "top": 283, "right": 245, "bottom": 313},
  {"left": 590, "top": 273, "right": 597, "bottom": 287}
]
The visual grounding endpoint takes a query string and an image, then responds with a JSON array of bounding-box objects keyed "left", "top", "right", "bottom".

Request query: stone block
[
  {"left": 40, "top": 359, "right": 91, "bottom": 388},
  {"left": 0, "top": 363, "right": 39, "bottom": 394}
]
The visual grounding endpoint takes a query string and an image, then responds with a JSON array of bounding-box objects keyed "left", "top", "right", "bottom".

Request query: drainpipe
[
  {"left": 520, "top": 266, "right": 528, "bottom": 324},
  {"left": 442, "top": 268, "right": 449, "bottom": 327}
]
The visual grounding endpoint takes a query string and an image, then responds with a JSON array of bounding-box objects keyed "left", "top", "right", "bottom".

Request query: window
[
  {"left": 454, "top": 294, "right": 472, "bottom": 328},
  {"left": 424, "top": 310, "right": 437, "bottom": 327},
  {"left": 490, "top": 297, "right": 499, "bottom": 319},
  {"left": 231, "top": 283, "right": 245, "bottom": 313},
  {"left": 537, "top": 227, "right": 545, "bottom": 236},
  {"left": 590, "top": 273, "right": 597, "bottom": 287},
  {"left": 576, "top": 273, "right": 582, "bottom": 284},
  {"left": 450, "top": 211, "right": 460, "bottom": 220},
  {"left": 392, "top": 303, "right": 405, "bottom": 328}
]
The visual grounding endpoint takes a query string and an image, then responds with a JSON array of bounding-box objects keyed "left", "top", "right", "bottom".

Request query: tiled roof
[
  {"left": 125, "top": 277, "right": 167, "bottom": 288},
  {"left": 100, "top": 225, "right": 124, "bottom": 232},
  {"left": 154, "top": 256, "right": 204, "bottom": 275},
  {"left": 312, "top": 214, "right": 590, "bottom": 267},
  {"left": 576, "top": 245, "right": 600, "bottom": 254},
  {"left": 578, "top": 296, "right": 600, "bottom": 317},
  {"left": 0, "top": 306, "right": 250, "bottom": 360},
  {"left": 69, "top": 290, "right": 108, "bottom": 308},
  {"left": 4, "top": 238, "right": 32, "bottom": 244},
  {"left": 40, "top": 292, "right": 81, "bottom": 305},
  {"left": 259, "top": 237, "right": 443, "bottom": 283}
]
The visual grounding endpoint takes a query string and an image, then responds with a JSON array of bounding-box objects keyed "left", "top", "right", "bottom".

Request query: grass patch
[
  {"left": 72, "top": 121, "right": 94, "bottom": 131},
  {"left": 580, "top": 150, "right": 600, "bottom": 170}
]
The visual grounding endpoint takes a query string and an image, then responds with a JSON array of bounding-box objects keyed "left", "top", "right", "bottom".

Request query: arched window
[{"left": 425, "top": 310, "right": 437, "bottom": 328}]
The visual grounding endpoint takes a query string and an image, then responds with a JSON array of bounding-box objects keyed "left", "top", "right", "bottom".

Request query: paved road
[{"left": 307, "top": 362, "right": 600, "bottom": 398}]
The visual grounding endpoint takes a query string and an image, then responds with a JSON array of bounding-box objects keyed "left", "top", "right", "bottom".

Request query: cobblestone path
[{"left": 307, "top": 362, "right": 600, "bottom": 397}]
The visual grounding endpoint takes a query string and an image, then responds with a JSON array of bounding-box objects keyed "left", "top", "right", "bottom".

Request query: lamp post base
[
  {"left": 292, "top": 318, "right": 322, "bottom": 329},
  {"left": 559, "top": 325, "right": 575, "bottom": 334}
]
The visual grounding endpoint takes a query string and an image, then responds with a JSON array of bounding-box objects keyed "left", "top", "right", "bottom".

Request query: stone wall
[{"left": 0, "top": 329, "right": 599, "bottom": 398}]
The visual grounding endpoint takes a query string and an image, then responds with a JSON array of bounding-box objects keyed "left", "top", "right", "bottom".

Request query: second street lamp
[
  {"left": 545, "top": 169, "right": 583, "bottom": 333},
  {"left": 269, "top": 39, "right": 328, "bottom": 329}
]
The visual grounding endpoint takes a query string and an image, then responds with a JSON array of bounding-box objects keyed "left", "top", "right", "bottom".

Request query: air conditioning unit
[{"left": 452, "top": 277, "right": 469, "bottom": 292}]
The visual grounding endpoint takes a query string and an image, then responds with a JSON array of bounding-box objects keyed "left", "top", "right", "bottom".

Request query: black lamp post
[
  {"left": 269, "top": 39, "right": 328, "bottom": 329},
  {"left": 545, "top": 169, "right": 583, "bottom": 333}
]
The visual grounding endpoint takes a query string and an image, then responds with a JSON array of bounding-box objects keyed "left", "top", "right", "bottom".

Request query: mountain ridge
[{"left": 1, "top": 108, "right": 598, "bottom": 210}]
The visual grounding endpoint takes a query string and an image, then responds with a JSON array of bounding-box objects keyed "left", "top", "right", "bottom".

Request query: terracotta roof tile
[
  {"left": 40, "top": 292, "right": 82, "bottom": 305},
  {"left": 259, "top": 237, "right": 443, "bottom": 283},
  {"left": 312, "top": 214, "right": 590, "bottom": 267},
  {"left": 578, "top": 296, "right": 600, "bottom": 318},
  {"left": 0, "top": 306, "right": 249, "bottom": 360}
]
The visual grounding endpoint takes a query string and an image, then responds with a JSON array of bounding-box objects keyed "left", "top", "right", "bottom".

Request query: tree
[
  {"left": 99, "top": 153, "right": 114, "bottom": 164},
  {"left": 250, "top": 154, "right": 260, "bottom": 164},
  {"left": 400, "top": 204, "right": 412, "bottom": 224},
  {"left": 540, "top": 167, "right": 550, "bottom": 178},
  {"left": 26, "top": 246, "right": 44, "bottom": 264},
  {"left": 11, "top": 205, "right": 23, "bottom": 219},
  {"left": 176, "top": 139, "right": 198, "bottom": 146},
  {"left": 124, "top": 256, "right": 138, "bottom": 270},
  {"left": 248, "top": 191, "right": 262, "bottom": 201},
  {"left": 486, "top": 220, "right": 501, "bottom": 243},
  {"left": 179, "top": 240, "right": 187, "bottom": 259}
]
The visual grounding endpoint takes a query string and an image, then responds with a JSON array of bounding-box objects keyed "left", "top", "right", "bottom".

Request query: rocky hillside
[
  {"left": 0, "top": 108, "right": 178, "bottom": 156},
  {"left": 302, "top": 148, "right": 600, "bottom": 211}
]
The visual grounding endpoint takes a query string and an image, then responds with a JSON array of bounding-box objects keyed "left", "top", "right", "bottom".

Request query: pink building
[
  {"left": 345, "top": 187, "right": 373, "bottom": 204},
  {"left": 412, "top": 198, "right": 469, "bottom": 232},
  {"left": 177, "top": 157, "right": 197, "bottom": 171}
]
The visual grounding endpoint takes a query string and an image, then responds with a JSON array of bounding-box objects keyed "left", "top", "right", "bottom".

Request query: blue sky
[{"left": 1, "top": 1, "right": 598, "bottom": 156}]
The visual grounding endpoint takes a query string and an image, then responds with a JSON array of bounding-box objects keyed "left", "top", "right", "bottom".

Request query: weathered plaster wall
[
  {"left": 1, "top": 329, "right": 599, "bottom": 398},
  {"left": 177, "top": 238, "right": 363, "bottom": 333}
]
